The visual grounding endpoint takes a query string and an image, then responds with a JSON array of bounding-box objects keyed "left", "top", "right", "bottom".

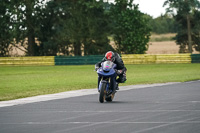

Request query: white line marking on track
[
  {"left": 17, "top": 109, "right": 198, "bottom": 113},
  {"left": 1, "top": 121, "right": 200, "bottom": 125},
  {"left": 130, "top": 117, "right": 200, "bottom": 133}
]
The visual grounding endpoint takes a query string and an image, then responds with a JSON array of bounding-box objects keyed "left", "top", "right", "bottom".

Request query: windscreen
[{"left": 102, "top": 61, "right": 113, "bottom": 70}]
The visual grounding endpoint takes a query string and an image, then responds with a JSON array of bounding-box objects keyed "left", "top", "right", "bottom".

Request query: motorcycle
[{"left": 96, "top": 61, "right": 119, "bottom": 103}]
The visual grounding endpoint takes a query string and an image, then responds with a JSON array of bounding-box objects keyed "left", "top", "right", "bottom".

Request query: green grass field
[{"left": 0, "top": 64, "right": 200, "bottom": 101}]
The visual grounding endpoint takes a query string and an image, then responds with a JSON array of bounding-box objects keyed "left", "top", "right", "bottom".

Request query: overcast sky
[
  {"left": 106, "top": 0, "right": 168, "bottom": 18},
  {"left": 107, "top": 0, "right": 200, "bottom": 18},
  {"left": 134, "top": 0, "right": 167, "bottom": 18}
]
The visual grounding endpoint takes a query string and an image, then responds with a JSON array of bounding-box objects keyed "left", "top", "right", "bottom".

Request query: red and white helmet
[{"left": 105, "top": 51, "right": 115, "bottom": 62}]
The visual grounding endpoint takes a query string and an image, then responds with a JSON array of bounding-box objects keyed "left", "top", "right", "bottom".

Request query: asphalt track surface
[{"left": 0, "top": 80, "right": 200, "bottom": 133}]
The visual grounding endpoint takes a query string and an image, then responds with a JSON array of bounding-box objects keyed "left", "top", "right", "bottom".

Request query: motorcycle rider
[{"left": 95, "top": 51, "right": 127, "bottom": 91}]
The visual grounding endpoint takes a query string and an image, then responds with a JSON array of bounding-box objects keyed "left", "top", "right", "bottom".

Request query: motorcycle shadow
[{"left": 91, "top": 100, "right": 134, "bottom": 104}]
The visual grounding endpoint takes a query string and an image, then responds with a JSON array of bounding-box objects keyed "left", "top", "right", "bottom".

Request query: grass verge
[{"left": 0, "top": 64, "right": 200, "bottom": 101}]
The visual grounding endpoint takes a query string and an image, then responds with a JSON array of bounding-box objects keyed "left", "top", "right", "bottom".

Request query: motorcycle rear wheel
[
  {"left": 99, "top": 82, "right": 106, "bottom": 103},
  {"left": 106, "top": 93, "right": 115, "bottom": 102}
]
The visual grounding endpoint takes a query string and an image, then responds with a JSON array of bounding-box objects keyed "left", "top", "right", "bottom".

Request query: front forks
[{"left": 98, "top": 76, "right": 117, "bottom": 92}]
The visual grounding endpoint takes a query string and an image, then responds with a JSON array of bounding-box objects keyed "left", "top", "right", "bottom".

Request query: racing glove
[
  {"left": 116, "top": 70, "right": 123, "bottom": 75},
  {"left": 95, "top": 66, "right": 99, "bottom": 71}
]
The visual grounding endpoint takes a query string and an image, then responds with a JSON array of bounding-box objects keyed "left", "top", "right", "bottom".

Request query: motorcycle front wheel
[{"left": 99, "top": 82, "right": 106, "bottom": 103}]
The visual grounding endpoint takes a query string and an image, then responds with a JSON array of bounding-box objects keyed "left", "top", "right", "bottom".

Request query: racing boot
[{"left": 116, "top": 82, "right": 119, "bottom": 90}]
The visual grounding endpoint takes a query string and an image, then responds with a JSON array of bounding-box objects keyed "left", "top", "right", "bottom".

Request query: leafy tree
[
  {"left": 149, "top": 14, "right": 177, "bottom": 34},
  {"left": 52, "top": 0, "right": 113, "bottom": 56},
  {"left": 164, "top": 0, "right": 200, "bottom": 53},
  {"left": 8, "top": 0, "right": 46, "bottom": 56},
  {"left": 36, "top": 1, "right": 72, "bottom": 56},
  {"left": 8, "top": 0, "right": 71, "bottom": 56},
  {"left": 1, "top": 0, "right": 156, "bottom": 56},
  {"left": 80, "top": 0, "right": 114, "bottom": 55},
  {"left": 5, "top": 0, "right": 113, "bottom": 56},
  {"left": 0, "top": 1, "right": 10, "bottom": 56},
  {"left": 192, "top": 10, "right": 200, "bottom": 52},
  {"left": 0, "top": 0, "right": 13, "bottom": 56},
  {"left": 110, "top": 0, "right": 151, "bottom": 54}
]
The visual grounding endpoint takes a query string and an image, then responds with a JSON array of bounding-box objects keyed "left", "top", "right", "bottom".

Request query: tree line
[
  {"left": 151, "top": 0, "right": 200, "bottom": 53},
  {"left": 0, "top": 0, "right": 200, "bottom": 57},
  {"left": 0, "top": 0, "right": 151, "bottom": 56}
]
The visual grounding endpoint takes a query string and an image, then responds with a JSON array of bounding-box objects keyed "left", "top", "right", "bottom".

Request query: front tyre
[{"left": 99, "top": 82, "right": 106, "bottom": 103}]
